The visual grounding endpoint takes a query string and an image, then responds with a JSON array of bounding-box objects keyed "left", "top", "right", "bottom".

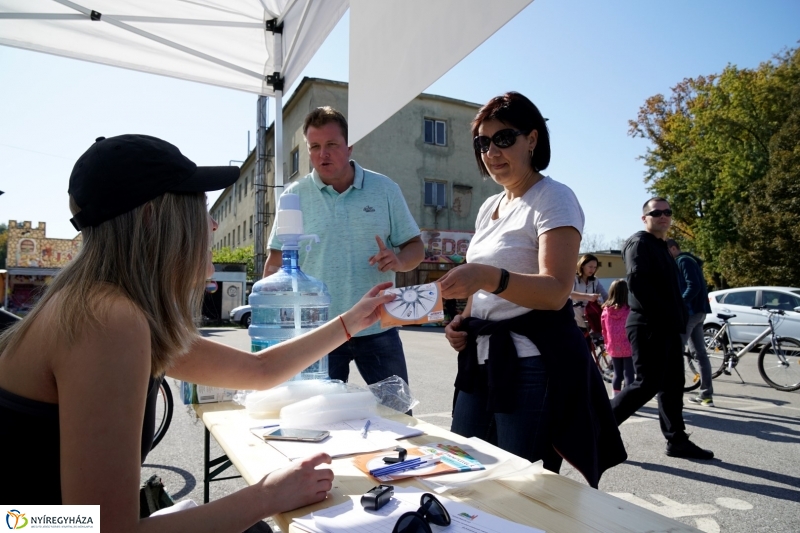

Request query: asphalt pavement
[{"left": 143, "top": 326, "right": 800, "bottom": 533}]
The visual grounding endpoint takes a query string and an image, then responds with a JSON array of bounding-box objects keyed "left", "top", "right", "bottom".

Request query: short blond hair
[{"left": 0, "top": 192, "right": 209, "bottom": 376}]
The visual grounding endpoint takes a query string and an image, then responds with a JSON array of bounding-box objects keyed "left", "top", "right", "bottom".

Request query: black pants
[{"left": 610, "top": 324, "right": 687, "bottom": 442}]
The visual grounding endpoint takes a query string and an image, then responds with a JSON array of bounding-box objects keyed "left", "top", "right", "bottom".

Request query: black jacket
[
  {"left": 623, "top": 231, "right": 688, "bottom": 333},
  {"left": 675, "top": 252, "right": 712, "bottom": 315},
  {"left": 454, "top": 302, "right": 627, "bottom": 488}
]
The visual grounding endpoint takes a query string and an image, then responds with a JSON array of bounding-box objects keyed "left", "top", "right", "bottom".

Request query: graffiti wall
[
  {"left": 420, "top": 229, "right": 474, "bottom": 264},
  {"left": 6, "top": 220, "right": 81, "bottom": 268}
]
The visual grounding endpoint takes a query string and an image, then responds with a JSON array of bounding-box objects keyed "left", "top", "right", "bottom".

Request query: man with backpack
[{"left": 667, "top": 239, "right": 714, "bottom": 407}]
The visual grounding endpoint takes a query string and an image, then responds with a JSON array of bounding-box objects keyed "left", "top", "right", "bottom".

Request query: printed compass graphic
[{"left": 384, "top": 284, "right": 439, "bottom": 320}]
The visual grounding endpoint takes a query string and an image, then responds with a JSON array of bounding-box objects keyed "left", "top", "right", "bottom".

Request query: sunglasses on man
[
  {"left": 473, "top": 128, "right": 523, "bottom": 153},
  {"left": 392, "top": 493, "right": 451, "bottom": 533},
  {"left": 645, "top": 208, "right": 672, "bottom": 218}
]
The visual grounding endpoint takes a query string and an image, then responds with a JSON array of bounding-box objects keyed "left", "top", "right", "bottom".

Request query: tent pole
[
  {"left": 254, "top": 95, "right": 268, "bottom": 281},
  {"left": 274, "top": 90, "right": 284, "bottom": 217}
]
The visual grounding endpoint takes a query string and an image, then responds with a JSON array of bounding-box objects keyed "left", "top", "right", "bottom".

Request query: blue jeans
[
  {"left": 450, "top": 356, "right": 562, "bottom": 473},
  {"left": 681, "top": 313, "right": 714, "bottom": 399},
  {"left": 328, "top": 328, "right": 409, "bottom": 386}
]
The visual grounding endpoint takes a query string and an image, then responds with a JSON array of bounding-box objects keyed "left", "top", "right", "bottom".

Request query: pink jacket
[{"left": 601, "top": 305, "right": 632, "bottom": 358}]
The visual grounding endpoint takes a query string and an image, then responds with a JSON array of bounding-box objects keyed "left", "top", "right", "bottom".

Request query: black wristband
[{"left": 491, "top": 268, "right": 510, "bottom": 295}]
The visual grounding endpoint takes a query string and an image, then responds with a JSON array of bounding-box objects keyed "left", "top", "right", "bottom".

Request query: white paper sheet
[
  {"left": 293, "top": 486, "right": 544, "bottom": 533},
  {"left": 265, "top": 417, "right": 423, "bottom": 460}
]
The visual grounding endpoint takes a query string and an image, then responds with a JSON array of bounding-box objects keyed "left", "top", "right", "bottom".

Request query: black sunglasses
[
  {"left": 473, "top": 128, "right": 523, "bottom": 153},
  {"left": 645, "top": 208, "right": 673, "bottom": 218},
  {"left": 392, "top": 493, "right": 451, "bottom": 533}
]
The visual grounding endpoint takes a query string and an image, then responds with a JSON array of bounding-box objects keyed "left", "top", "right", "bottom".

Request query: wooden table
[{"left": 195, "top": 402, "right": 701, "bottom": 533}]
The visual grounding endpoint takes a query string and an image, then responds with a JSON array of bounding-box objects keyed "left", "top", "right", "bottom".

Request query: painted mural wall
[{"left": 6, "top": 220, "right": 82, "bottom": 268}]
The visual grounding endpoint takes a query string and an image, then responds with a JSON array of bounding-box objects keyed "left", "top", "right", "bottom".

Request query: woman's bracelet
[
  {"left": 491, "top": 268, "right": 510, "bottom": 295},
  {"left": 338, "top": 315, "right": 352, "bottom": 341}
]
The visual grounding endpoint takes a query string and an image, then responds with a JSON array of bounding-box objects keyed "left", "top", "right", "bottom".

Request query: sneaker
[
  {"left": 688, "top": 396, "right": 715, "bottom": 407},
  {"left": 666, "top": 439, "right": 714, "bottom": 460}
]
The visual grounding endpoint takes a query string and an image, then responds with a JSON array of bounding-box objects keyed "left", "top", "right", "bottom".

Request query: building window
[
  {"left": 424, "top": 118, "right": 446, "bottom": 146},
  {"left": 243, "top": 220, "right": 247, "bottom": 241},
  {"left": 291, "top": 148, "right": 299, "bottom": 176},
  {"left": 424, "top": 181, "right": 447, "bottom": 207},
  {"left": 244, "top": 176, "right": 248, "bottom": 196},
  {"left": 250, "top": 215, "right": 253, "bottom": 236}
]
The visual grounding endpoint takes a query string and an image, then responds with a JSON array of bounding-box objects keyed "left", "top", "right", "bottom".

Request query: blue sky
[{"left": 1, "top": 0, "right": 798, "bottom": 242}]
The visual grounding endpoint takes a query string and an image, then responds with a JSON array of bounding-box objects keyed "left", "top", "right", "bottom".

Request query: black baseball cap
[{"left": 68, "top": 134, "right": 240, "bottom": 231}]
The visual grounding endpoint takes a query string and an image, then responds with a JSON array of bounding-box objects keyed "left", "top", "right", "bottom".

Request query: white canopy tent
[{"left": 0, "top": 0, "right": 532, "bottom": 276}]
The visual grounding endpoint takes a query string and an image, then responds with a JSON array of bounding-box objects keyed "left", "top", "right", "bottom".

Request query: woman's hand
[
  {"left": 340, "top": 282, "right": 396, "bottom": 336},
  {"left": 260, "top": 452, "right": 334, "bottom": 513},
  {"left": 439, "top": 264, "right": 500, "bottom": 300},
  {"left": 445, "top": 314, "right": 469, "bottom": 352}
]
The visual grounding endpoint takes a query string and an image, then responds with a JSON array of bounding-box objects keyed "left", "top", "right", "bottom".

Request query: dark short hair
[
  {"left": 303, "top": 106, "right": 348, "bottom": 143},
  {"left": 665, "top": 238, "right": 680, "bottom": 250},
  {"left": 471, "top": 92, "right": 550, "bottom": 176},
  {"left": 642, "top": 196, "right": 669, "bottom": 214}
]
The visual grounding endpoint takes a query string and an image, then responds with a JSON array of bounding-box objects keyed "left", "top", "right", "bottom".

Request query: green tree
[
  {"left": 212, "top": 245, "right": 255, "bottom": 281},
  {"left": 719, "top": 83, "right": 800, "bottom": 286},
  {"left": 629, "top": 46, "right": 800, "bottom": 287}
]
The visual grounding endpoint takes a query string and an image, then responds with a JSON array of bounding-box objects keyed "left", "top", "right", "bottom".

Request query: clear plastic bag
[{"left": 366, "top": 375, "right": 419, "bottom": 415}]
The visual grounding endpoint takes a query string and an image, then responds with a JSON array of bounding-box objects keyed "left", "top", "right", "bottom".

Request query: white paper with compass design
[{"left": 380, "top": 282, "right": 444, "bottom": 327}]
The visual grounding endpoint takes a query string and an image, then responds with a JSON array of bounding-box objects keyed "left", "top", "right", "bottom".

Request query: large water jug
[{"left": 248, "top": 194, "right": 331, "bottom": 381}]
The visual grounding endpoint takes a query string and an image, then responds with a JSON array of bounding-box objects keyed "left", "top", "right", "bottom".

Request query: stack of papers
[
  {"left": 259, "top": 416, "right": 424, "bottom": 460},
  {"left": 293, "top": 486, "right": 544, "bottom": 533}
]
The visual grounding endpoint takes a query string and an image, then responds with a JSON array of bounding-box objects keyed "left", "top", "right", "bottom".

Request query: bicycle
[
  {"left": 151, "top": 379, "right": 174, "bottom": 450},
  {"left": 683, "top": 350, "right": 703, "bottom": 392},
  {"left": 700, "top": 307, "right": 800, "bottom": 391},
  {"left": 586, "top": 331, "right": 613, "bottom": 384}
]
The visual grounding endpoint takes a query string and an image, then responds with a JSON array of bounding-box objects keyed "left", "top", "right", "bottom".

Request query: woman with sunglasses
[
  {"left": 439, "top": 93, "right": 625, "bottom": 487},
  {"left": 0, "top": 134, "right": 395, "bottom": 532}
]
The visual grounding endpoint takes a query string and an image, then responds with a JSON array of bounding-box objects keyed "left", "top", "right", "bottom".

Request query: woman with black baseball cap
[{"left": 0, "top": 135, "right": 394, "bottom": 531}]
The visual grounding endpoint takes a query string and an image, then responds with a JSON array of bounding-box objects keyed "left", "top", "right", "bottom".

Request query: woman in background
[{"left": 570, "top": 253, "right": 608, "bottom": 330}]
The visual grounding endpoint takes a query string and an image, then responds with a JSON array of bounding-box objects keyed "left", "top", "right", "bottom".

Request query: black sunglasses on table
[
  {"left": 392, "top": 493, "right": 451, "bottom": 533},
  {"left": 473, "top": 128, "right": 523, "bottom": 153},
  {"left": 645, "top": 208, "right": 673, "bottom": 218}
]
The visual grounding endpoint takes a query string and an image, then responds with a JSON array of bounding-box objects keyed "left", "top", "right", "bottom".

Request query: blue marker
[{"left": 361, "top": 419, "right": 371, "bottom": 439}]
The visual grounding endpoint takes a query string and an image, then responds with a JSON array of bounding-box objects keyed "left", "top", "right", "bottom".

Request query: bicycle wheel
[
  {"left": 758, "top": 338, "right": 800, "bottom": 391},
  {"left": 704, "top": 325, "right": 730, "bottom": 378},
  {"left": 594, "top": 343, "right": 613, "bottom": 384},
  {"left": 151, "top": 379, "right": 174, "bottom": 450},
  {"left": 683, "top": 351, "right": 701, "bottom": 392}
]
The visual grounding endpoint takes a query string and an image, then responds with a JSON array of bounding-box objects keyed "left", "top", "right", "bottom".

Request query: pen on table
[
  {"left": 250, "top": 424, "right": 279, "bottom": 430},
  {"left": 361, "top": 419, "right": 371, "bottom": 439},
  {"left": 370, "top": 457, "right": 442, "bottom": 477},
  {"left": 369, "top": 454, "right": 441, "bottom": 476}
]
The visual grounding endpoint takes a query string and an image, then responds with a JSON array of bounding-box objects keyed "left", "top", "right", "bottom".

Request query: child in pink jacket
[{"left": 601, "top": 279, "right": 634, "bottom": 396}]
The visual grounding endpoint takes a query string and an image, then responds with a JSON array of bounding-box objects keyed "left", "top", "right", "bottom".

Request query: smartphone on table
[{"left": 262, "top": 428, "right": 330, "bottom": 442}]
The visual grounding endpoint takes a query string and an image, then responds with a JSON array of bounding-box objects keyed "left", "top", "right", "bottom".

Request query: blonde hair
[{"left": 0, "top": 192, "right": 209, "bottom": 376}]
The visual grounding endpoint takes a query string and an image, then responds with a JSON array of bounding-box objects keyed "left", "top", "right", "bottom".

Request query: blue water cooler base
[{"left": 251, "top": 338, "right": 329, "bottom": 381}]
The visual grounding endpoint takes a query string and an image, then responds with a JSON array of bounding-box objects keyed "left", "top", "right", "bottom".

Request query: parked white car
[
  {"left": 706, "top": 286, "right": 800, "bottom": 344},
  {"left": 229, "top": 305, "right": 252, "bottom": 327}
]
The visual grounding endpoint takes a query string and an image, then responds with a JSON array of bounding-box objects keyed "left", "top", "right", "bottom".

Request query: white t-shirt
[{"left": 467, "top": 176, "right": 585, "bottom": 363}]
